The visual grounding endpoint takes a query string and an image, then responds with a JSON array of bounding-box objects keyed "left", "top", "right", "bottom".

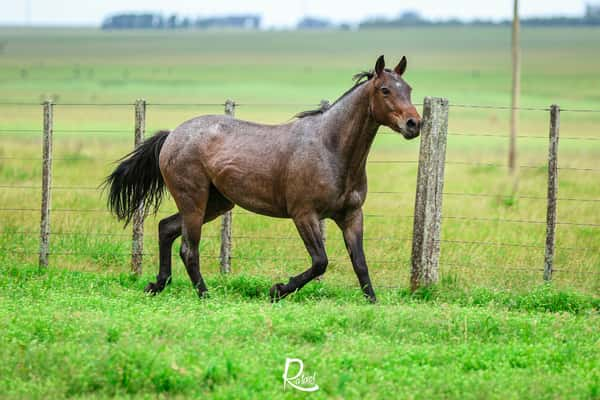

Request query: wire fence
[{"left": 1, "top": 100, "right": 599, "bottom": 287}]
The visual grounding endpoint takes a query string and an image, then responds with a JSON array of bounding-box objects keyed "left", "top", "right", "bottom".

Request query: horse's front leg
[
  {"left": 269, "top": 214, "right": 327, "bottom": 302},
  {"left": 335, "top": 208, "right": 376, "bottom": 303}
]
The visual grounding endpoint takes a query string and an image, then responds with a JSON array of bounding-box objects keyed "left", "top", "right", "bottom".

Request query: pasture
[{"left": 0, "top": 27, "right": 599, "bottom": 398}]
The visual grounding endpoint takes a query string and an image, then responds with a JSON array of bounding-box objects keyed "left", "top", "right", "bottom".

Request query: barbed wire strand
[
  {"left": 2, "top": 184, "right": 599, "bottom": 203},
  {"left": 2, "top": 227, "right": 596, "bottom": 253},
  {"left": 4, "top": 249, "right": 598, "bottom": 277},
  {"left": 1, "top": 101, "right": 598, "bottom": 112},
  {"left": 1, "top": 206, "right": 599, "bottom": 228}
]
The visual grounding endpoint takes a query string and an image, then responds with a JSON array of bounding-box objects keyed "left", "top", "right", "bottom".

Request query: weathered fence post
[
  {"left": 543, "top": 104, "right": 560, "bottom": 281},
  {"left": 39, "top": 100, "right": 53, "bottom": 268},
  {"left": 220, "top": 99, "right": 235, "bottom": 274},
  {"left": 131, "top": 99, "right": 146, "bottom": 275},
  {"left": 410, "top": 97, "right": 449, "bottom": 291}
]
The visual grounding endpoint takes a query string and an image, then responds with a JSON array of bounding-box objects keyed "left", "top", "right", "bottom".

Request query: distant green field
[{"left": 0, "top": 27, "right": 598, "bottom": 399}]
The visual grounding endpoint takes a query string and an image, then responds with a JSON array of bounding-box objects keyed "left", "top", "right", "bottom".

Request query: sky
[{"left": 0, "top": 0, "right": 589, "bottom": 27}]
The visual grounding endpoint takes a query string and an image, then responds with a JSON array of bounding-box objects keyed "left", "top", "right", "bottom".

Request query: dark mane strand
[{"left": 295, "top": 70, "right": 374, "bottom": 119}]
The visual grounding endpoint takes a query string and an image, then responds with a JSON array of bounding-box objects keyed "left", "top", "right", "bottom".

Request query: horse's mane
[{"left": 295, "top": 70, "right": 375, "bottom": 119}]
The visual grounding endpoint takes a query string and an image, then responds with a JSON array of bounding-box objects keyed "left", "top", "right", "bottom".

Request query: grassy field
[
  {"left": 1, "top": 266, "right": 599, "bottom": 399},
  {"left": 0, "top": 27, "right": 599, "bottom": 398}
]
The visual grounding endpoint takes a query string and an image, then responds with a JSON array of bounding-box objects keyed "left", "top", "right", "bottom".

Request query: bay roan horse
[{"left": 105, "top": 55, "right": 421, "bottom": 302}]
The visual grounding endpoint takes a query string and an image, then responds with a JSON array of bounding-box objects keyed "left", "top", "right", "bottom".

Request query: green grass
[
  {"left": 0, "top": 26, "right": 599, "bottom": 398},
  {"left": 1, "top": 265, "right": 598, "bottom": 399}
]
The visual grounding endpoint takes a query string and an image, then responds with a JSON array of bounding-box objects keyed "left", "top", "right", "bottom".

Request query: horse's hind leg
[
  {"left": 270, "top": 214, "right": 327, "bottom": 301},
  {"left": 145, "top": 213, "right": 181, "bottom": 295},
  {"left": 168, "top": 178, "right": 212, "bottom": 297},
  {"left": 143, "top": 186, "right": 232, "bottom": 296},
  {"left": 179, "top": 186, "right": 233, "bottom": 297}
]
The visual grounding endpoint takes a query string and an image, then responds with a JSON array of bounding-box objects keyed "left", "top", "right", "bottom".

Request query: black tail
[{"left": 103, "top": 130, "right": 170, "bottom": 226}]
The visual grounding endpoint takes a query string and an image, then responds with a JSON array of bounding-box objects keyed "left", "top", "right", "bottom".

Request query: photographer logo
[{"left": 282, "top": 358, "right": 319, "bottom": 392}]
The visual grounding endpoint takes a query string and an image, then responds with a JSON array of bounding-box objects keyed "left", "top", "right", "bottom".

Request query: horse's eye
[{"left": 381, "top": 87, "right": 390, "bottom": 95}]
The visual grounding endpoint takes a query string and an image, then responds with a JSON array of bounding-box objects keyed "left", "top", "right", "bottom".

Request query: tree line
[{"left": 101, "top": 7, "right": 600, "bottom": 31}]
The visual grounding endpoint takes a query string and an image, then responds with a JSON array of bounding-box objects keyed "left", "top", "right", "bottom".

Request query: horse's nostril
[{"left": 406, "top": 118, "right": 417, "bottom": 129}]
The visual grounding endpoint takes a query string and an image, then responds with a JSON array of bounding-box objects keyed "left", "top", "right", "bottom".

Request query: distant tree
[
  {"left": 195, "top": 15, "right": 260, "bottom": 29},
  {"left": 398, "top": 10, "right": 423, "bottom": 24},
  {"left": 167, "top": 15, "right": 178, "bottom": 29},
  {"left": 297, "top": 17, "right": 333, "bottom": 29},
  {"left": 586, "top": 3, "right": 600, "bottom": 18},
  {"left": 357, "top": 7, "right": 600, "bottom": 29},
  {"left": 101, "top": 13, "right": 163, "bottom": 29},
  {"left": 101, "top": 13, "right": 260, "bottom": 30}
]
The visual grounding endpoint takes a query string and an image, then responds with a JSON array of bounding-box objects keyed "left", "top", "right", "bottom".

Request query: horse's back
[{"left": 160, "top": 114, "right": 306, "bottom": 217}]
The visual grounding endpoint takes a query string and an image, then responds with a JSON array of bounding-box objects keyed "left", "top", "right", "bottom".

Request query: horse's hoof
[
  {"left": 144, "top": 282, "right": 162, "bottom": 295},
  {"left": 197, "top": 289, "right": 210, "bottom": 299},
  {"left": 367, "top": 295, "right": 377, "bottom": 304},
  {"left": 269, "top": 283, "right": 285, "bottom": 302}
]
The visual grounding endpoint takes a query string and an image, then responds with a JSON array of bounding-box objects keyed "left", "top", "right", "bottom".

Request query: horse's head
[{"left": 369, "top": 55, "right": 421, "bottom": 140}]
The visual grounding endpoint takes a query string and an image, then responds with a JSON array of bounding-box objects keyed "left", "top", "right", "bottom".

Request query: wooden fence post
[
  {"left": 410, "top": 97, "right": 449, "bottom": 291},
  {"left": 544, "top": 104, "right": 560, "bottom": 281},
  {"left": 131, "top": 99, "right": 146, "bottom": 275},
  {"left": 220, "top": 99, "right": 235, "bottom": 274},
  {"left": 39, "top": 100, "right": 53, "bottom": 268}
]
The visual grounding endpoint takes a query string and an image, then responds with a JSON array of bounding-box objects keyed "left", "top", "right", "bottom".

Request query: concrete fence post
[
  {"left": 220, "top": 99, "right": 235, "bottom": 274},
  {"left": 131, "top": 99, "right": 146, "bottom": 275},
  {"left": 543, "top": 104, "right": 560, "bottom": 281},
  {"left": 410, "top": 97, "right": 449, "bottom": 291},
  {"left": 39, "top": 100, "right": 53, "bottom": 268}
]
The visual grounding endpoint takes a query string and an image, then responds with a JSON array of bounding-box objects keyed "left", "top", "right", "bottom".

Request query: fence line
[
  {"left": 3, "top": 184, "right": 600, "bottom": 203},
  {"left": 1, "top": 98, "right": 598, "bottom": 289},
  {"left": 2, "top": 154, "right": 599, "bottom": 171},
  {"left": 4, "top": 249, "right": 598, "bottom": 278},
  {"left": 3, "top": 206, "right": 598, "bottom": 227},
  {"left": 1, "top": 101, "right": 599, "bottom": 112},
  {"left": 3, "top": 129, "right": 600, "bottom": 142}
]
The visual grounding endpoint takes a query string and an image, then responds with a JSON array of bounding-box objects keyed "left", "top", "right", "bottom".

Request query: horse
[{"left": 105, "top": 55, "right": 421, "bottom": 303}]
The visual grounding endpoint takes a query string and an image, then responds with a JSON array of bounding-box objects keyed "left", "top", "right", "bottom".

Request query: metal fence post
[
  {"left": 220, "top": 99, "right": 235, "bottom": 274},
  {"left": 39, "top": 100, "right": 53, "bottom": 268},
  {"left": 544, "top": 104, "right": 560, "bottom": 281},
  {"left": 131, "top": 99, "right": 146, "bottom": 275},
  {"left": 410, "top": 97, "right": 449, "bottom": 291}
]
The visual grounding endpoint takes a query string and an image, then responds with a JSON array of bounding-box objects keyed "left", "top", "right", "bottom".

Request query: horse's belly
[{"left": 209, "top": 162, "right": 289, "bottom": 218}]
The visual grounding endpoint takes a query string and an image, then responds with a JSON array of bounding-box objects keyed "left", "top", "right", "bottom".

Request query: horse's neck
[{"left": 321, "top": 83, "right": 379, "bottom": 185}]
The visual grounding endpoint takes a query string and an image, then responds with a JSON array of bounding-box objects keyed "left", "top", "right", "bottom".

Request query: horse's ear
[
  {"left": 394, "top": 56, "right": 407, "bottom": 76},
  {"left": 374, "top": 55, "right": 385, "bottom": 77}
]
